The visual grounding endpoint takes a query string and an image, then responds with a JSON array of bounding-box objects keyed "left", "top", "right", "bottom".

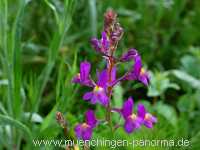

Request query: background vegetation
[{"left": 0, "top": 0, "right": 200, "bottom": 149}]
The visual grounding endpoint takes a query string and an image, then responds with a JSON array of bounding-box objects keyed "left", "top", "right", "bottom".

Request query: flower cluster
[
  {"left": 115, "top": 97, "right": 157, "bottom": 133},
  {"left": 72, "top": 10, "right": 156, "bottom": 141}
]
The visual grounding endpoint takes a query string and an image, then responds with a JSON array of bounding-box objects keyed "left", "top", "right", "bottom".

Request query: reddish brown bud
[
  {"left": 56, "top": 112, "right": 66, "bottom": 128},
  {"left": 104, "top": 9, "right": 117, "bottom": 25},
  {"left": 104, "top": 9, "right": 117, "bottom": 34}
]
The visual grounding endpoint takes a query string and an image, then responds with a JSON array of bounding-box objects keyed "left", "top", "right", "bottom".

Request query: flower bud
[
  {"left": 111, "top": 23, "right": 124, "bottom": 44},
  {"left": 104, "top": 9, "right": 117, "bottom": 34},
  {"left": 56, "top": 112, "right": 66, "bottom": 128}
]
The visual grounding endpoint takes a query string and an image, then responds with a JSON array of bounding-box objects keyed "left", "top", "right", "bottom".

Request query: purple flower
[
  {"left": 72, "top": 61, "right": 93, "bottom": 87},
  {"left": 120, "top": 48, "right": 138, "bottom": 62},
  {"left": 74, "top": 110, "right": 97, "bottom": 140},
  {"left": 90, "top": 38, "right": 101, "bottom": 52},
  {"left": 113, "top": 97, "right": 157, "bottom": 133},
  {"left": 120, "top": 97, "right": 144, "bottom": 134},
  {"left": 124, "top": 54, "right": 150, "bottom": 86},
  {"left": 83, "top": 70, "right": 109, "bottom": 106},
  {"left": 91, "top": 32, "right": 109, "bottom": 54},
  {"left": 137, "top": 104, "right": 157, "bottom": 128}
]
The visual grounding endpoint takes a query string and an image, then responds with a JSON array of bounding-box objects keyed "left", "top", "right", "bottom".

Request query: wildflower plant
[{"left": 72, "top": 10, "right": 157, "bottom": 141}]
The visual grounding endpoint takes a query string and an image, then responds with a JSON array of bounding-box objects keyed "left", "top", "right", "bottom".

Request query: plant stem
[
  {"left": 83, "top": 143, "right": 89, "bottom": 150},
  {"left": 2, "top": 0, "right": 13, "bottom": 117},
  {"left": 106, "top": 56, "right": 114, "bottom": 133},
  {"left": 1, "top": 0, "right": 14, "bottom": 148}
]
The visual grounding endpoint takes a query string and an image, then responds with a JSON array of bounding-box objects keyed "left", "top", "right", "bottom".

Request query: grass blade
[{"left": 0, "top": 114, "right": 32, "bottom": 142}]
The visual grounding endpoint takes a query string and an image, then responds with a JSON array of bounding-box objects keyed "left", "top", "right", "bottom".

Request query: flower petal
[
  {"left": 123, "top": 72, "right": 137, "bottom": 80},
  {"left": 82, "top": 126, "right": 93, "bottom": 140},
  {"left": 137, "top": 103, "right": 146, "bottom": 119},
  {"left": 72, "top": 75, "right": 81, "bottom": 83},
  {"left": 83, "top": 92, "right": 93, "bottom": 100},
  {"left": 138, "top": 72, "right": 150, "bottom": 86},
  {"left": 97, "top": 70, "right": 108, "bottom": 88},
  {"left": 101, "top": 31, "right": 109, "bottom": 52},
  {"left": 91, "top": 38, "right": 101, "bottom": 52},
  {"left": 150, "top": 114, "right": 157, "bottom": 123},
  {"left": 144, "top": 113, "right": 157, "bottom": 128},
  {"left": 80, "top": 61, "right": 91, "bottom": 81},
  {"left": 97, "top": 91, "right": 109, "bottom": 106},
  {"left": 124, "top": 119, "right": 135, "bottom": 134},
  {"left": 144, "top": 120, "right": 153, "bottom": 128},
  {"left": 136, "top": 116, "right": 144, "bottom": 125},
  {"left": 90, "top": 94, "right": 98, "bottom": 104},
  {"left": 111, "top": 23, "right": 123, "bottom": 43},
  {"left": 120, "top": 48, "right": 138, "bottom": 62},
  {"left": 85, "top": 110, "right": 97, "bottom": 128},
  {"left": 121, "top": 97, "right": 134, "bottom": 119},
  {"left": 74, "top": 124, "right": 82, "bottom": 139},
  {"left": 147, "top": 113, "right": 157, "bottom": 123},
  {"left": 133, "top": 55, "right": 142, "bottom": 77}
]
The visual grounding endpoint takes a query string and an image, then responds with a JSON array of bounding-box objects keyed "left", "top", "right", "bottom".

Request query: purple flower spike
[
  {"left": 74, "top": 110, "right": 97, "bottom": 141},
  {"left": 120, "top": 97, "right": 143, "bottom": 134},
  {"left": 83, "top": 70, "right": 109, "bottom": 106},
  {"left": 72, "top": 61, "right": 93, "bottom": 87},
  {"left": 73, "top": 10, "right": 156, "bottom": 137}
]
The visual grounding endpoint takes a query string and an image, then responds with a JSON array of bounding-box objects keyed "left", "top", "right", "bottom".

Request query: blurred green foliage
[{"left": 0, "top": 0, "right": 200, "bottom": 149}]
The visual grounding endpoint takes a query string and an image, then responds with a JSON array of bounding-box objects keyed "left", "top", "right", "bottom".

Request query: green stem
[
  {"left": 1, "top": 1, "right": 14, "bottom": 148},
  {"left": 2, "top": 0, "right": 13, "bottom": 117}
]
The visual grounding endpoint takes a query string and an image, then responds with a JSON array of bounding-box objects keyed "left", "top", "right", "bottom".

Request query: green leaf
[
  {"left": 172, "top": 70, "right": 200, "bottom": 89},
  {"left": 148, "top": 71, "right": 180, "bottom": 97},
  {"left": 0, "top": 102, "right": 8, "bottom": 115},
  {"left": 40, "top": 104, "right": 58, "bottom": 132},
  {"left": 191, "top": 131, "right": 200, "bottom": 150},
  {"left": 113, "top": 84, "right": 124, "bottom": 107},
  {"left": 177, "top": 94, "right": 195, "bottom": 113},
  {"left": 154, "top": 102, "right": 178, "bottom": 127},
  {"left": 24, "top": 112, "right": 43, "bottom": 123},
  {"left": 180, "top": 53, "right": 200, "bottom": 78},
  {"left": 88, "top": 0, "right": 97, "bottom": 36},
  {"left": 0, "top": 114, "right": 32, "bottom": 141}
]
